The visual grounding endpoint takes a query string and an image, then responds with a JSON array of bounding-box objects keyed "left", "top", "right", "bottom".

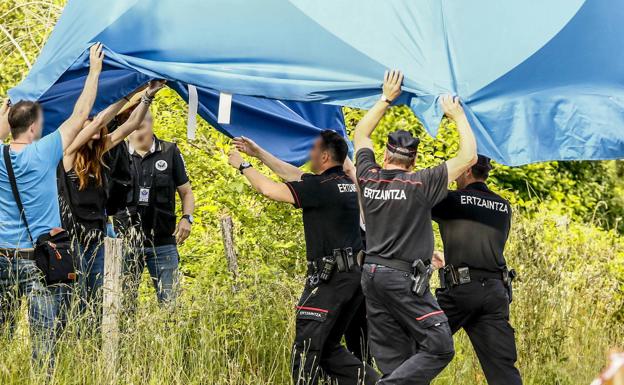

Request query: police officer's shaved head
[{"left": 384, "top": 130, "right": 419, "bottom": 168}]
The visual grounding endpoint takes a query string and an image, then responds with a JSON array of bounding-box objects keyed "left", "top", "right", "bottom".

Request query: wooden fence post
[
  {"left": 102, "top": 237, "right": 123, "bottom": 380},
  {"left": 220, "top": 215, "right": 239, "bottom": 278}
]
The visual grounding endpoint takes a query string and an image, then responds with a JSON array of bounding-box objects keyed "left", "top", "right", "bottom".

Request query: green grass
[{"left": 0, "top": 210, "right": 622, "bottom": 385}]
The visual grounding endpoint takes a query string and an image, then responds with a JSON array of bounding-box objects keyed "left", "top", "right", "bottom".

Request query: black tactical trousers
[
  {"left": 361, "top": 264, "right": 454, "bottom": 385},
  {"left": 344, "top": 300, "right": 370, "bottom": 363},
  {"left": 436, "top": 278, "right": 522, "bottom": 385},
  {"left": 293, "top": 266, "right": 379, "bottom": 385}
]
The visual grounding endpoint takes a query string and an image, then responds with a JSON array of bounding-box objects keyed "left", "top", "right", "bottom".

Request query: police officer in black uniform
[
  {"left": 432, "top": 155, "right": 522, "bottom": 385},
  {"left": 228, "top": 132, "right": 378, "bottom": 385},
  {"left": 353, "top": 70, "right": 478, "bottom": 385},
  {"left": 113, "top": 109, "right": 195, "bottom": 304}
]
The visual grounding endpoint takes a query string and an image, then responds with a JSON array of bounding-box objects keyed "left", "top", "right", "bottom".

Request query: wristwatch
[
  {"left": 380, "top": 94, "right": 393, "bottom": 104},
  {"left": 181, "top": 214, "right": 194, "bottom": 224},
  {"left": 239, "top": 162, "right": 253, "bottom": 174}
]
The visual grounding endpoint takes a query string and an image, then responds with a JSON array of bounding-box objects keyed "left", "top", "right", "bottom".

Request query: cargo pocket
[
  {"left": 416, "top": 310, "right": 448, "bottom": 326},
  {"left": 416, "top": 310, "right": 454, "bottom": 355},
  {"left": 153, "top": 207, "right": 176, "bottom": 239},
  {"left": 154, "top": 174, "right": 171, "bottom": 204}
]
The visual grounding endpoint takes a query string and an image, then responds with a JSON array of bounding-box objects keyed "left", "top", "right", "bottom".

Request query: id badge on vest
[{"left": 139, "top": 186, "right": 151, "bottom": 206}]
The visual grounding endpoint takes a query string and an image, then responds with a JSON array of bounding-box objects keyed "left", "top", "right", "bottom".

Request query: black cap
[
  {"left": 474, "top": 154, "right": 493, "bottom": 170},
  {"left": 386, "top": 130, "right": 420, "bottom": 156}
]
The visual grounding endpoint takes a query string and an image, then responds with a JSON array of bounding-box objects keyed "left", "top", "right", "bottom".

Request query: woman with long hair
[{"left": 60, "top": 80, "right": 166, "bottom": 317}]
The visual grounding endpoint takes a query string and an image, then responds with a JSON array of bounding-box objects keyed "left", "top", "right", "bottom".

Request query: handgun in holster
[
  {"left": 334, "top": 248, "right": 355, "bottom": 272},
  {"left": 502, "top": 267, "right": 517, "bottom": 303},
  {"left": 410, "top": 259, "right": 433, "bottom": 297}
]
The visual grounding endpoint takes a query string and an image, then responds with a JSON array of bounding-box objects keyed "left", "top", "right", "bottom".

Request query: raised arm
[
  {"left": 58, "top": 43, "right": 104, "bottom": 150},
  {"left": 441, "top": 95, "right": 478, "bottom": 183},
  {"left": 0, "top": 99, "right": 10, "bottom": 141},
  {"left": 353, "top": 70, "right": 404, "bottom": 154},
  {"left": 233, "top": 136, "right": 304, "bottom": 182},
  {"left": 228, "top": 150, "right": 294, "bottom": 204},
  {"left": 63, "top": 99, "right": 124, "bottom": 158},
  {"left": 105, "top": 80, "right": 166, "bottom": 151},
  {"left": 343, "top": 156, "right": 357, "bottom": 184}
]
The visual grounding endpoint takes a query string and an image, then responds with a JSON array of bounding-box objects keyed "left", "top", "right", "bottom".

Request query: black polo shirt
[
  {"left": 432, "top": 182, "right": 512, "bottom": 272},
  {"left": 356, "top": 148, "right": 448, "bottom": 264},
  {"left": 285, "top": 166, "right": 363, "bottom": 261}
]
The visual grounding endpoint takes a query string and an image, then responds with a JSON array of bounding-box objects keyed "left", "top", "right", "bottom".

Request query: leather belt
[{"left": 365, "top": 255, "right": 420, "bottom": 273}]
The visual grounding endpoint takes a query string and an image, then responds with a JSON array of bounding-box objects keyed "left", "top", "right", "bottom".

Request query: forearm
[
  {"left": 454, "top": 114, "right": 477, "bottom": 164},
  {"left": 64, "top": 118, "right": 104, "bottom": 156},
  {"left": 257, "top": 147, "right": 303, "bottom": 182},
  {"left": 71, "top": 71, "right": 100, "bottom": 121},
  {"left": 107, "top": 100, "right": 149, "bottom": 149},
  {"left": 353, "top": 100, "right": 389, "bottom": 151},
  {"left": 244, "top": 168, "right": 278, "bottom": 195},
  {"left": 59, "top": 71, "right": 101, "bottom": 149},
  {"left": 98, "top": 99, "right": 126, "bottom": 125},
  {"left": 241, "top": 168, "right": 293, "bottom": 203},
  {"left": 445, "top": 113, "right": 478, "bottom": 182},
  {"left": 180, "top": 190, "right": 195, "bottom": 216}
]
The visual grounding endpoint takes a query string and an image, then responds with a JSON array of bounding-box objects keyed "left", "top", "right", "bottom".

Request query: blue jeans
[
  {"left": 124, "top": 244, "right": 180, "bottom": 305},
  {"left": 0, "top": 256, "right": 71, "bottom": 365},
  {"left": 75, "top": 240, "right": 105, "bottom": 319}
]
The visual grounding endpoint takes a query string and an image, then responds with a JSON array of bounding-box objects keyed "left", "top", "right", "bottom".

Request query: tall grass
[{"left": 0, "top": 209, "right": 622, "bottom": 385}]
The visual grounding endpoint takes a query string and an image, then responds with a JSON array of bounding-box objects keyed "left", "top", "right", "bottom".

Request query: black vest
[{"left": 123, "top": 138, "right": 179, "bottom": 246}]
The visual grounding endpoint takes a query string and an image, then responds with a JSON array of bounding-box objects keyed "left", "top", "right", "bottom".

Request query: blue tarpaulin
[
  {"left": 9, "top": 0, "right": 624, "bottom": 166},
  {"left": 35, "top": 63, "right": 346, "bottom": 165}
]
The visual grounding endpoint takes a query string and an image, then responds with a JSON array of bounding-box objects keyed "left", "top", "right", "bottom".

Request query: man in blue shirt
[{"left": 0, "top": 43, "right": 103, "bottom": 364}]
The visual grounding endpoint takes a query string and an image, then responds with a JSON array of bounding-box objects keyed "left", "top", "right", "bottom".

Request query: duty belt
[
  {"left": 0, "top": 248, "right": 36, "bottom": 260},
  {"left": 308, "top": 247, "right": 357, "bottom": 274},
  {"left": 439, "top": 264, "right": 516, "bottom": 289}
]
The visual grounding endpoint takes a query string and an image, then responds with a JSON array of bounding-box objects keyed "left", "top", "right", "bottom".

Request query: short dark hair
[
  {"left": 319, "top": 130, "right": 349, "bottom": 164},
  {"left": 8, "top": 101, "right": 42, "bottom": 138},
  {"left": 471, "top": 164, "right": 490, "bottom": 180},
  {"left": 471, "top": 155, "right": 493, "bottom": 180}
]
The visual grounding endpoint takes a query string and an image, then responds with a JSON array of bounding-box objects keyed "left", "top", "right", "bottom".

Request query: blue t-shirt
[{"left": 0, "top": 130, "right": 63, "bottom": 248}]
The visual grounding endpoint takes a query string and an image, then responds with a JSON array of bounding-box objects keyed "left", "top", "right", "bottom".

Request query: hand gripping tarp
[
  {"left": 33, "top": 61, "right": 346, "bottom": 165},
  {"left": 9, "top": 0, "right": 624, "bottom": 166}
]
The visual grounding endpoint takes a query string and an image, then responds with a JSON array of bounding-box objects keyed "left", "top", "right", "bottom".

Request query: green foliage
[{"left": 0, "top": 2, "right": 623, "bottom": 384}]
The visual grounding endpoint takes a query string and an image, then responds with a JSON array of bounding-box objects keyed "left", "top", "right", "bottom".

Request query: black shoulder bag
[{"left": 3, "top": 145, "right": 76, "bottom": 284}]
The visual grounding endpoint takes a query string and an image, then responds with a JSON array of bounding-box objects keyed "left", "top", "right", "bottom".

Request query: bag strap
[{"left": 3, "top": 145, "right": 34, "bottom": 244}]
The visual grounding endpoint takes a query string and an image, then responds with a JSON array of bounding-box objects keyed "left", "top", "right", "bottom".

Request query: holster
[
  {"left": 307, "top": 248, "right": 358, "bottom": 284},
  {"left": 410, "top": 259, "right": 433, "bottom": 297},
  {"left": 438, "top": 264, "right": 472, "bottom": 289},
  {"left": 333, "top": 248, "right": 356, "bottom": 273},
  {"left": 502, "top": 267, "right": 517, "bottom": 303}
]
